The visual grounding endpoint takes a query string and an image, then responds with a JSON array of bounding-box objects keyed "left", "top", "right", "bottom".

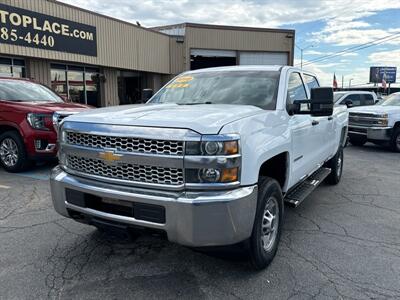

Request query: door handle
[
  {"left": 328, "top": 116, "right": 333, "bottom": 121},
  {"left": 312, "top": 120, "right": 319, "bottom": 126}
]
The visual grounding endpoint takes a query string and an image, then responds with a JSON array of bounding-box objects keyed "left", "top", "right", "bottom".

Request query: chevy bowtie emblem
[{"left": 99, "top": 150, "right": 122, "bottom": 164}]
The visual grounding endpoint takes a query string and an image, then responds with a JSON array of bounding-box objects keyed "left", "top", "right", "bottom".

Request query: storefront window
[
  {"left": 51, "top": 66, "right": 68, "bottom": 98},
  {"left": 0, "top": 57, "right": 25, "bottom": 78},
  {"left": 50, "top": 64, "right": 100, "bottom": 106}
]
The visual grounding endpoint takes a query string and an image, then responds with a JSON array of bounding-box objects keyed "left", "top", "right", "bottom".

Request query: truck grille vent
[
  {"left": 66, "top": 132, "right": 184, "bottom": 156},
  {"left": 349, "top": 113, "right": 385, "bottom": 127},
  {"left": 67, "top": 155, "right": 184, "bottom": 186}
]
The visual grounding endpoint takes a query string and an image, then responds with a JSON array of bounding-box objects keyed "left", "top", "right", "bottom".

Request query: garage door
[
  {"left": 239, "top": 52, "right": 288, "bottom": 65},
  {"left": 191, "top": 49, "right": 237, "bottom": 57}
]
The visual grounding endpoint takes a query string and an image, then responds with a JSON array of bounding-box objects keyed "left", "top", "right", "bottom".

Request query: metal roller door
[{"left": 239, "top": 52, "right": 288, "bottom": 65}]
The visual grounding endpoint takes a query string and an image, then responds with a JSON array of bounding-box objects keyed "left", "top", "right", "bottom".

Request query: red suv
[{"left": 0, "top": 78, "right": 90, "bottom": 172}]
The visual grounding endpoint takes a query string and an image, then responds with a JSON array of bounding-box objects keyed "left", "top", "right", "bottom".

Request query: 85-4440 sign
[{"left": 0, "top": 3, "right": 97, "bottom": 56}]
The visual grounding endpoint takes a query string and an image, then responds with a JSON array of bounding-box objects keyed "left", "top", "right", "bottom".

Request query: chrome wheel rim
[
  {"left": 0, "top": 138, "right": 19, "bottom": 167},
  {"left": 261, "top": 196, "right": 279, "bottom": 252},
  {"left": 336, "top": 153, "right": 343, "bottom": 177}
]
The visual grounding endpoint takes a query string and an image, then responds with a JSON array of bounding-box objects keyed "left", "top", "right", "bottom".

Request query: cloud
[
  {"left": 368, "top": 49, "right": 400, "bottom": 66},
  {"left": 58, "top": 0, "right": 400, "bottom": 29}
]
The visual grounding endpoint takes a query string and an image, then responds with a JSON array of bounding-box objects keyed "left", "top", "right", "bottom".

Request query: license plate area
[{"left": 65, "top": 189, "right": 166, "bottom": 224}]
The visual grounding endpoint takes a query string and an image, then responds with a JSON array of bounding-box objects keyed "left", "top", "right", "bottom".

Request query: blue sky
[{"left": 60, "top": 0, "right": 400, "bottom": 86}]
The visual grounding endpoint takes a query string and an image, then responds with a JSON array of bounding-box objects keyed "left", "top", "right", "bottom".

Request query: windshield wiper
[{"left": 178, "top": 101, "right": 213, "bottom": 105}]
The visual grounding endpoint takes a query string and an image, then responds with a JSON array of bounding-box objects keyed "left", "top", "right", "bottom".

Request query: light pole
[
  {"left": 349, "top": 78, "right": 353, "bottom": 88},
  {"left": 295, "top": 44, "right": 314, "bottom": 69}
]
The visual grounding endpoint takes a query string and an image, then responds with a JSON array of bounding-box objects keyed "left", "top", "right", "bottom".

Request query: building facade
[{"left": 0, "top": 0, "right": 295, "bottom": 107}]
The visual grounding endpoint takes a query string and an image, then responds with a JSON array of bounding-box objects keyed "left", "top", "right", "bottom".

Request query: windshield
[
  {"left": 381, "top": 93, "right": 400, "bottom": 106},
  {"left": 149, "top": 71, "right": 280, "bottom": 109},
  {"left": 334, "top": 92, "right": 346, "bottom": 102},
  {"left": 0, "top": 80, "right": 63, "bottom": 102}
]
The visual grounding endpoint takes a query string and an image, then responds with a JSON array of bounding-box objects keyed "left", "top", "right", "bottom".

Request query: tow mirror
[
  {"left": 142, "top": 89, "right": 154, "bottom": 103},
  {"left": 345, "top": 100, "right": 353, "bottom": 108},
  {"left": 310, "top": 87, "right": 334, "bottom": 116}
]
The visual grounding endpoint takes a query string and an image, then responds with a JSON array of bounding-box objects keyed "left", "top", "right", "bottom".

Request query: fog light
[
  {"left": 34, "top": 139, "right": 48, "bottom": 151},
  {"left": 199, "top": 168, "right": 221, "bottom": 183}
]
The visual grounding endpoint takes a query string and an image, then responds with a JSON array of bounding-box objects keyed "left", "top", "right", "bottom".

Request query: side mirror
[
  {"left": 142, "top": 89, "right": 154, "bottom": 103},
  {"left": 310, "top": 87, "right": 333, "bottom": 116},
  {"left": 345, "top": 100, "right": 353, "bottom": 108}
]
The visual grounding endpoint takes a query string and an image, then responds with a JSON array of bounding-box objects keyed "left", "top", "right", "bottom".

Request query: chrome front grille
[
  {"left": 349, "top": 113, "right": 387, "bottom": 127},
  {"left": 66, "top": 131, "right": 184, "bottom": 155},
  {"left": 67, "top": 155, "right": 184, "bottom": 186}
]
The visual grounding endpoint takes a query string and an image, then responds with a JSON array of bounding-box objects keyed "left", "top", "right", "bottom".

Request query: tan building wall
[{"left": 0, "top": 0, "right": 171, "bottom": 74}]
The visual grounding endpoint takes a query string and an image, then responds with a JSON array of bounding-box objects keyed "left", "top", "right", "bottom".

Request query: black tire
[
  {"left": 349, "top": 135, "right": 367, "bottom": 146},
  {"left": 390, "top": 128, "right": 400, "bottom": 153},
  {"left": 247, "top": 177, "right": 283, "bottom": 270},
  {"left": 325, "top": 147, "right": 344, "bottom": 185},
  {"left": 0, "top": 131, "right": 32, "bottom": 172}
]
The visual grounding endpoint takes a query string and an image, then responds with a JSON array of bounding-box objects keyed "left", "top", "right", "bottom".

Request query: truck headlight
[
  {"left": 186, "top": 135, "right": 239, "bottom": 155},
  {"left": 27, "top": 113, "right": 53, "bottom": 131}
]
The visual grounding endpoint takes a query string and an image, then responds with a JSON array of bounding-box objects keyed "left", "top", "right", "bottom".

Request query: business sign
[
  {"left": 0, "top": 3, "right": 97, "bottom": 56},
  {"left": 369, "top": 66, "right": 397, "bottom": 83}
]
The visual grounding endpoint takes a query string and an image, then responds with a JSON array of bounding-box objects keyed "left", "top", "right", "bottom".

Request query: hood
[
  {"left": 3, "top": 100, "right": 90, "bottom": 113},
  {"left": 349, "top": 105, "right": 400, "bottom": 114},
  {"left": 65, "top": 104, "right": 264, "bottom": 134}
]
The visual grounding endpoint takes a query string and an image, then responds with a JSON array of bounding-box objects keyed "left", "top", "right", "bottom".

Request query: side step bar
[{"left": 284, "top": 167, "right": 331, "bottom": 207}]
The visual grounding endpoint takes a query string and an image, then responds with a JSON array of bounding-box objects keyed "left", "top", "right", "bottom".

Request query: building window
[
  {"left": 0, "top": 57, "right": 25, "bottom": 78},
  {"left": 51, "top": 64, "right": 100, "bottom": 107}
]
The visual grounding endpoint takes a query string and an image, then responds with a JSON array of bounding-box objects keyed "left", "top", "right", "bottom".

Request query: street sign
[{"left": 369, "top": 67, "right": 397, "bottom": 83}]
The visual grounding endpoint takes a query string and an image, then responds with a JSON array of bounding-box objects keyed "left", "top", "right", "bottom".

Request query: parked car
[
  {"left": 50, "top": 66, "right": 348, "bottom": 270},
  {"left": 334, "top": 91, "right": 378, "bottom": 107},
  {"left": 0, "top": 78, "right": 91, "bottom": 172},
  {"left": 348, "top": 92, "right": 400, "bottom": 152}
]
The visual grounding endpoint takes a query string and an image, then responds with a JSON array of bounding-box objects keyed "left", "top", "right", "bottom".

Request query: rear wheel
[
  {"left": 390, "top": 128, "right": 400, "bottom": 152},
  {"left": 325, "top": 147, "right": 343, "bottom": 185},
  {"left": 247, "top": 177, "right": 283, "bottom": 270},
  {"left": 0, "top": 131, "right": 32, "bottom": 172},
  {"left": 349, "top": 135, "right": 367, "bottom": 146}
]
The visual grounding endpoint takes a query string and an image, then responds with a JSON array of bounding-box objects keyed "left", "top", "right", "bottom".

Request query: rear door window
[
  {"left": 362, "top": 94, "right": 375, "bottom": 105},
  {"left": 341, "top": 94, "right": 361, "bottom": 106}
]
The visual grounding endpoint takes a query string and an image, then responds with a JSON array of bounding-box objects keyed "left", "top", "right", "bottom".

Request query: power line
[{"left": 298, "top": 31, "right": 400, "bottom": 67}]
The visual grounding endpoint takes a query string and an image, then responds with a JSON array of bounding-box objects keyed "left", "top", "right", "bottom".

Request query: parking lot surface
[{"left": 0, "top": 144, "right": 399, "bottom": 299}]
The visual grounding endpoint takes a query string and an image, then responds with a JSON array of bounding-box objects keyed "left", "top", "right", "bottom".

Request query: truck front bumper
[
  {"left": 50, "top": 167, "right": 258, "bottom": 247},
  {"left": 348, "top": 126, "right": 392, "bottom": 141}
]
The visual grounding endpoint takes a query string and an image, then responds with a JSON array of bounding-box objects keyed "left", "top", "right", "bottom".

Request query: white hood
[
  {"left": 349, "top": 105, "right": 400, "bottom": 115},
  {"left": 65, "top": 103, "right": 264, "bottom": 134}
]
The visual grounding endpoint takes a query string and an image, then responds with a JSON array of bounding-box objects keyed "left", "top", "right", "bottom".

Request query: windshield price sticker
[
  {"left": 167, "top": 83, "right": 190, "bottom": 89},
  {"left": 175, "top": 76, "right": 194, "bottom": 83},
  {"left": 0, "top": 3, "right": 97, "bottom": 56}
]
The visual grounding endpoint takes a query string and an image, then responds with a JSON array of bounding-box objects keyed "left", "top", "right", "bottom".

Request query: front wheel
[
  {"left": 0, "top": 131, "right": 32, "bottom": 172},
  {"left": 325, "top": 147, "right": 344, "bottom": 185},
  {"left": 247, "top": 177, "right": 283, "bottom": 270},
  {"left": 390, "top": 128, "right": 400, "bottom": 153}
]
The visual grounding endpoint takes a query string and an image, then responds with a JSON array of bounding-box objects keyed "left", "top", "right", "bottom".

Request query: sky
[{"left": 59, "top": 0, "right": 400, "bottom": 86}]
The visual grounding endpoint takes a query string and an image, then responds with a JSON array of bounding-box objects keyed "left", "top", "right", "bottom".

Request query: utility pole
[
  {"left": 341, "top": 75, "right": 344, "bottom": 89},
  {"left": 295, "top": 44, "right": 314, "bottom": 69},
  {"left": 349, "top": 78, "right": 353, "bottom": 88}
]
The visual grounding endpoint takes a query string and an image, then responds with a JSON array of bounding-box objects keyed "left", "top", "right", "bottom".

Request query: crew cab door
[
  {"left": 303, "top": 73, "right": 334, "bottom": 165},
  {"left": 286, "top": 71, "right": 320, "bottom": 186}
]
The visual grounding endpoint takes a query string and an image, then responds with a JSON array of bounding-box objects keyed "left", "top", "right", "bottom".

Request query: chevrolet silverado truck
[
  {"left": 348, "top": 92, "right": 400, "bottom": 152},
  {"left": 51, "top": 66, "right": 348, "bottom": 269}
]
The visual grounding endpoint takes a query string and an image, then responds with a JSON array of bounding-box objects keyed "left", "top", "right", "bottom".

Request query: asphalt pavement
[{"left": 0, "top": 144, "right": 399, "bottom": 299}]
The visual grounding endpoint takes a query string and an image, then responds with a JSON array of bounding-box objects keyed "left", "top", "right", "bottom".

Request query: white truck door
[
  {"left": 287, "top": 72, "right": 320, "bottom": 186},
  {"left": 303, "top": 73, "right": 334, "bottom": 165}
]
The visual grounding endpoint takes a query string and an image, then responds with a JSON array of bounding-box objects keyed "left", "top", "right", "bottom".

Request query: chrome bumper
[
  {"left": 50, "top": 167, "right": 258, "bottom": 247},
  {"left": 348, "top": 126, "right": 392, "bottom": 141}
]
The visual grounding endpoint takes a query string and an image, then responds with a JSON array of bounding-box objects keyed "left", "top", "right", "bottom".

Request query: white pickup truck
[
  {"left": 51, "top": 66, "right": 348, "bottom": 269},
  {"left": 348, "top": 92, "right": 400, "bottom": 152}
]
